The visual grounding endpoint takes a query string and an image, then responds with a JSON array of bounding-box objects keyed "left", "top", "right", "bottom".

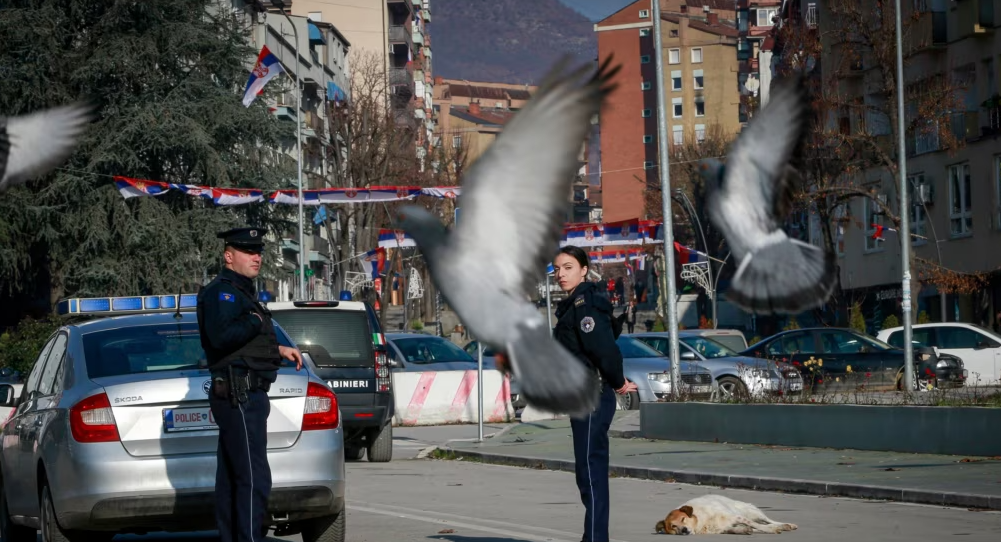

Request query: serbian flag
[
  {"left": 378, "top": 229, "right": 416, "bottom": 248},
  {"left": 114, "top": 176, "right": 171, "bottom": 198},
  {"left": 360, "top": 248, "right": 388, "bottom": 280},
  {"left": 871, "top": 224, "right": 896, "bottom": 240},
  {"left": 243, "top": 46, "right": 284, "bottom": 107}
]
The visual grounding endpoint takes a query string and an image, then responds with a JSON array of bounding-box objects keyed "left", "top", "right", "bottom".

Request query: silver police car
[{"left": 0, "top": 295, "right": 346, "bottom": 542}]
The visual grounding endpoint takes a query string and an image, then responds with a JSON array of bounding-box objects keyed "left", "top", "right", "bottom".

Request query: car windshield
[
  {"left": 616, "top": 336, "right": 665, "bottom": 358},
  {"left": 850, "top": 331, "right": 893, "bottom": 351},
  {"left": 392, "top": 337, "right": 475, "bottom": 364},
  {"left": 81, "top": 322, "right": 297, "bottom": 378},
  {"left": 269, "top": 309, "right": 374, "bottom": 367},
  {"left": 681, "top": 336, "right": 738, "bottom": 358}
]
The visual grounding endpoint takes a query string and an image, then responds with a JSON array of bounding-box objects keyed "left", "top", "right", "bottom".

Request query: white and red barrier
[{"left": 391, "top": 370, "right": 516, "bottom": 427}]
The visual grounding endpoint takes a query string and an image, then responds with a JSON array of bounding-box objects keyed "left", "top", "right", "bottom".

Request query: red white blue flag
[
  {"left": 378, "top": 229, "right": 416, "bottom": 249},
  {"left": 243, "top": 46, "right": 284, "bottom": 107}
]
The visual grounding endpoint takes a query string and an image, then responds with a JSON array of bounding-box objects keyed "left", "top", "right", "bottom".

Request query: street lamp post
[
  {"left": 651, "top": 0, "right": 683, "bottom": 396},
  {"left": 893, "top": 0, "right": 914, "bottom": 394},
  {"left": 272, "top": 0, "right": 307, "bottom": 301}
]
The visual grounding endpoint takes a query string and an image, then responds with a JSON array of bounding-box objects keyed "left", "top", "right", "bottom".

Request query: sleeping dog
[{"left": 655, "top": 494, "right": 798, "bottom": 535}]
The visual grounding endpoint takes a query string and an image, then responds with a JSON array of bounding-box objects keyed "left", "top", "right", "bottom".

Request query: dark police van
[{"left": 266, "top": 299, "right": 396, "bottom": 462}]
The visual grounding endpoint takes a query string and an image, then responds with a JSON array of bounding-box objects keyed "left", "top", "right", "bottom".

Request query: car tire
[
  {"left": 366, "top": 423, "right": 393, "bottom": 463},
  {"left": 616, "top": 391, "right": 639, "bottom": 410},
  {"left": 345, "top": 446, "right": 365, "bottom": 461},
  {"left": 0, "top": 475, "right": 35, "bottom": 542},
  {"left": 716, "top": 376, "right": 749, "bottom": 402},
  {"left": 300, "top": 510, "right": 345, "bottom": 542}
]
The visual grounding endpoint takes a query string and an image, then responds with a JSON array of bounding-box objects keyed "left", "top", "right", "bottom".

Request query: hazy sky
[{"left": 557, "top": 0, "right": 636, "bottom": 21}]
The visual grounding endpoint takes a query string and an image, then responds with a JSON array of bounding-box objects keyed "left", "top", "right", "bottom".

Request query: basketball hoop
[{"left": 681, "top": 261, "right": 712, "bottom": 294}]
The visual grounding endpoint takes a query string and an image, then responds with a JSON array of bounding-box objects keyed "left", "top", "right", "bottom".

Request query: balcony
[
  {"left": 389, "top": 67, "right": 412, "bottom": 86},
  {"left": 388, "top": 24, "right": 414, "bottom": 50},
  {"left": 413, "top": 26, "right": 424, "bottom": 45},
  {"left": 803, "top": 2, "right": 817, "bottom": 28},
  {"left": 272, "top": 105, "right": 295, "bottom": 122},
  {"left": 386, "top": 0, "right": 413, "bottom": 16}
]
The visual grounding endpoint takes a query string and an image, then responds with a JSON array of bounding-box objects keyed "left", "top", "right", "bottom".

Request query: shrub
[
  {"left": 652, "top": 317, "right": 667, "bottom": 332},
  {"left": 850, "top": 302, "right": 867, "bottom": 334},
  {"left": 0, "top": 316, "right": 61, "bottom": 377},
  {"left": 783, "top": 316, "right": 801, "bottom": 331},
  {"left": 409, "top": 319, "right": 424, "bottom": 331},
  {"left": 882, "top": 314, "right": 900, "bottom": 330},
  {"left": 917, "top": 310, "right": 931, "bottom": 324}
]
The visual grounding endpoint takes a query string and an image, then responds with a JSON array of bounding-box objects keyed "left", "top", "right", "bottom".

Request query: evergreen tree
[{"left": 0, "top": 0, "right": 295, "bottom": 310}]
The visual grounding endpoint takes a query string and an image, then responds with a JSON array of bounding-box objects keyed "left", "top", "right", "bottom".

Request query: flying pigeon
[
  {"left": 394, "top": 57, "right": 621, "bottom": 416},
  {"left": 699, "top": 75, "right": 837, "bottom": 315},
  {"left": 0, "top": 103, "right": 94, "bottom": 194}
]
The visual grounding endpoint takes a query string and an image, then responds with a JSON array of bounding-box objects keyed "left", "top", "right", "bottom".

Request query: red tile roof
[
  {"left": 447, "top": 84, "right": 533, "bottom": 102},
  {"left": 450, "top": 106, "right": 517, "bottom": 127},
  {"left": 661, "top": 13, "right": 740, "bottom": 38}
]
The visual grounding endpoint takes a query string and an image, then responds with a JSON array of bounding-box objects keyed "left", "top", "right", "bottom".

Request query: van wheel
[
  {"left": 345, "top": 446, "right": 365, "bottom": 461},
  {"left": 366, "top": 423, "right": 393, "bottom": 462},
  {"left": 301, "top": 510, "right": 345, "bottom": 542},
  {"left": 0, "top": 474, "right": 35, "bottom": 542}
]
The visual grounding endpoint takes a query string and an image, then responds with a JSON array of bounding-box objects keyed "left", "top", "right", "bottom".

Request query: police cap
[{"left": 217, "top": 227, "right": 266, "bottom": 253}]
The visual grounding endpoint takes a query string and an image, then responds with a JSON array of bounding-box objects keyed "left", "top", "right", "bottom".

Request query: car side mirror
[
  {"left": 680, "top": 351, "right": 697, "bottom": 361},
  {"left": 0, "top": 384, "right": 17, "bottom": 408}
]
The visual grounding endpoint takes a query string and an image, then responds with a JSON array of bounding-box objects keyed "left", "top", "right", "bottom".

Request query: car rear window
[
  {"left": 81, "top": 322, "right": 297, "bottom": 378},
  {"left": 391, "top": 337, "right": 473, "bottom": 364},
  {"left": 269, "top": 309, "right": 373, "bottom": 367}
]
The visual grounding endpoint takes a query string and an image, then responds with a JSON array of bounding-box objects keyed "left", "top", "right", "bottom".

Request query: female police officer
[{"left": 552, "top": 245, "right": 637, "bottom": 542}]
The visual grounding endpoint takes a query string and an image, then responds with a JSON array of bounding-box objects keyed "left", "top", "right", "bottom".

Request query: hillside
[{"left": 432, "top": 0, "right": 597, "bottom": 84}]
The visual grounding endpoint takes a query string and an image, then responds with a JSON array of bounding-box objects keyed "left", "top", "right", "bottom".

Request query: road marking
[{"left": 348, "top": 500, "right": 631, "bottom": 542}]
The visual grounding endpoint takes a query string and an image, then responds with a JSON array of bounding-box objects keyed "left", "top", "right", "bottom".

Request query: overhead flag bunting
[{"left": 377, "top": 229, "right": 417, "bottom": 249}]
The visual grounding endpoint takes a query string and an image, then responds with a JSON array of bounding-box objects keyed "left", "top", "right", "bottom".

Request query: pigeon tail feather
[
  {"left": 506, "top": 320, "right": 600, "bottom": 417},
  {"left": 724, "top": 234, "right": 837, "bottom": 315}
]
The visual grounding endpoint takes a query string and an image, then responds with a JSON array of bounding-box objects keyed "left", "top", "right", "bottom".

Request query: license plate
[
  {"left": 164, "top": 407, "right": 217, "bottom": 433},
  {"left": 689, "top": 385, "right": 712, "bottom": 395},
  {"left": 789, "top": 382, "right": 803, "bottom": 391}
]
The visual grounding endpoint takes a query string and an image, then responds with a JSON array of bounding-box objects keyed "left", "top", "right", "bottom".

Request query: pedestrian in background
[
  {"left": 551, "top": 245, "right": 637, "bottom": 542},
  {"left": 196, "top": 226, "right": 303, "bottom": 542},
  {"left": 626, "top": 299, "right": 637, "bottom": 334}
]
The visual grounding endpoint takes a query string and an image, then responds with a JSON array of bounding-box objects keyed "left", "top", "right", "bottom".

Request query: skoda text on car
[{"left": 0, "top": 295, "right": 346, "bottom": 542}]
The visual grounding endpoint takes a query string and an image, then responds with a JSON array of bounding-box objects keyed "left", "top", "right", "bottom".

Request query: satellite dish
[{"left": 744, "top": 77, "right": 760, "bottom": 94}]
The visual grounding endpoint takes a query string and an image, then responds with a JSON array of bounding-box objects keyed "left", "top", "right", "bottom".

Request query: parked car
[
  {"left": 268, "top": 299, "right": 395, "bottom": 462},
  {"left": 0, "top": 295, "right": 346, "bottom": 542},
  {"left": 677, "top": 328, "right": 750, "bottom": 352},
  {"left": 741, "top": 327, "right": 967, "bottom": 391},
  {"left": 616, "top": 335, "right": 715, "bottom": 410},
  {"left": 876, "top": 323, "right": 1001, "bottom": 386},
  {"left": 384, "top": 332, "right": 483, "bottom": 371},
  {"left": 461, "top": 340, "right": 526, "bottom": 409},
  {"left": 628, "top": 331, "right": 802, "bottom": 400}
]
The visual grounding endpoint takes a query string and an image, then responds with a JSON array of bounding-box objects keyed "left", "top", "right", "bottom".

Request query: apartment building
[
  {"left": 245, "top": 5, "right": 352, "bottom": 301},
  {"left": 595, "top": 0, "right": 742, "bottom": 223},
  {"left": 289, "top": 0, "right": 436, "bottom": 157},
  {"left": 785, "top": 0, "right": 1001, "bottom": 328}
]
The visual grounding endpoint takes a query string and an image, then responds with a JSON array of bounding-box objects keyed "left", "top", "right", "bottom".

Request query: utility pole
[
  {"left": 651, "top": 0, "right": 682, "bottom": 396},
  {"left": 893, "top": 0, "right": 914, "bottom": 394}
]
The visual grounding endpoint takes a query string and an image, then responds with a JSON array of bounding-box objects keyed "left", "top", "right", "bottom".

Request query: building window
[
  {"left": 756, "top": 7, "right": 777, "bottom": 26},
  {"left": 695, "top": 124, "right": 706, "bottom": 144},
  {"left": 643, "top": 135, "right": 654, "bottom": 144},
  {"left": 670, "top": 29, "right": 679, "bottom": 37},
  {"left": 669, "top": 48, "right": 681, "bottom": 64},
  {"left": 864, "top": 195, "right": 884, "bottom": 252},
  {"left": 642, "top": 109, "right": 652, "bottom": 118},
  {"left": 691, "top": 48, "right": 703, "bottom": 63},
  {"left": 452, "top": 135, "right": 462, "bottom": 148},
  {"left": 907, "top": 174, "right": 928, "bottom": 244},
  {"left": 672, "top": 97, "right": 682, "bottom": 118},
  {"left": 307, "top": 11, "right": 322, "bottom": 21},
  {"left": 641, "top": 55, "right": 651, "bottom": 64},
  {"left": 693, "top": 69, "right": 704, "bottom": 89},
  {"left": 695, "top": 97, "right": 705, "bottom": 117},
  {"left": 949, "top": 163, "right": 972, "bottom": 236},
  {"left": 671, "top": 70, "right": 682, "bottom": 91},
  {"left": 643, "top": 160, "right": 656, "bottom": 169},
  {"left": 640, "top": 28, "right": 651, "bottom": 37},
  {"left": 672, "top": 125, "right": 683, "bottom": 146},
  {"left": 639, "top": 9, "right": 650, "bottom": 18},
  {"left": 641, "top": 81, "right": 652, "bottom": 91}
]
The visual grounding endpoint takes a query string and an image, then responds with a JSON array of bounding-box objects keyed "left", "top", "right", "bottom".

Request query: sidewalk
[{"left": 435, "top": 411, "right": 1001, "bottom": 511}]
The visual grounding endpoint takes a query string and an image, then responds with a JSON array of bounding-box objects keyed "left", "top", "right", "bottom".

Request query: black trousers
[
  {"left": 210, "top": 387, "right": 271, "bottom": 542},
  {"left": 569, "top": 382, "right": 617, "bottom": 542}
]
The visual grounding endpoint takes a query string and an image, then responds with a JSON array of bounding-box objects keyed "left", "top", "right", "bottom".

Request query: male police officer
[{"left": 197, "top": 226, "right": 302, "bottom": 542}]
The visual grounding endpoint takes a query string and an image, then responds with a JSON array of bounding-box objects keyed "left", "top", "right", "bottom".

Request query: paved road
[{"left": 106, "top": 439, "right": 998, "bottom": 542}]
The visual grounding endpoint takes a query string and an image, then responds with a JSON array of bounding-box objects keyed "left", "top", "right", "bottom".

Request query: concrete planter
[{"left": 639, "top": 402, "right": 1001, "bottom": 457}]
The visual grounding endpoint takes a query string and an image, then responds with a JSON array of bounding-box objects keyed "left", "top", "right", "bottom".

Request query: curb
[{"left": 433, "top": 447, "right": 1001, "bottom": 511}]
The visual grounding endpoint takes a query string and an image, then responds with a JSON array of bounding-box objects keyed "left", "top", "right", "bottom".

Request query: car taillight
[
  {"left": 303, "top": 382, "right": 339, "bottom": 431},
  {"left": 375, "top": 351, "right": 391, "bottom": 392},
  {"left": 70, "top": 393, "right": 120, "bottom": 443}
]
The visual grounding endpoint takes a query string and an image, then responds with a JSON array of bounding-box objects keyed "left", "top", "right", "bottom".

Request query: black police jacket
[
  {"left": 196, "top": 267, "right": 281, "bottom": 380},
  {"left": 553, "top": 281, "right": 626, "bottom": 390}
]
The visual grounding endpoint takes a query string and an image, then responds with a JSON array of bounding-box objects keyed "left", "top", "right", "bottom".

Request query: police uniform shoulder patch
[
  {"left": 574, "top": 295, "right": 586, "bottom": 308},
  {"left": 219, "top": 292, "right": 235, "bottom": 303},
  {"left": 580, "top": 316, "right": 595, "bottom": 333}
]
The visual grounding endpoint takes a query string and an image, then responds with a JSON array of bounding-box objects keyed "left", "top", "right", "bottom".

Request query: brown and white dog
[{"left": 655, "top": 494, "right": 798, "bottom": 535}]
